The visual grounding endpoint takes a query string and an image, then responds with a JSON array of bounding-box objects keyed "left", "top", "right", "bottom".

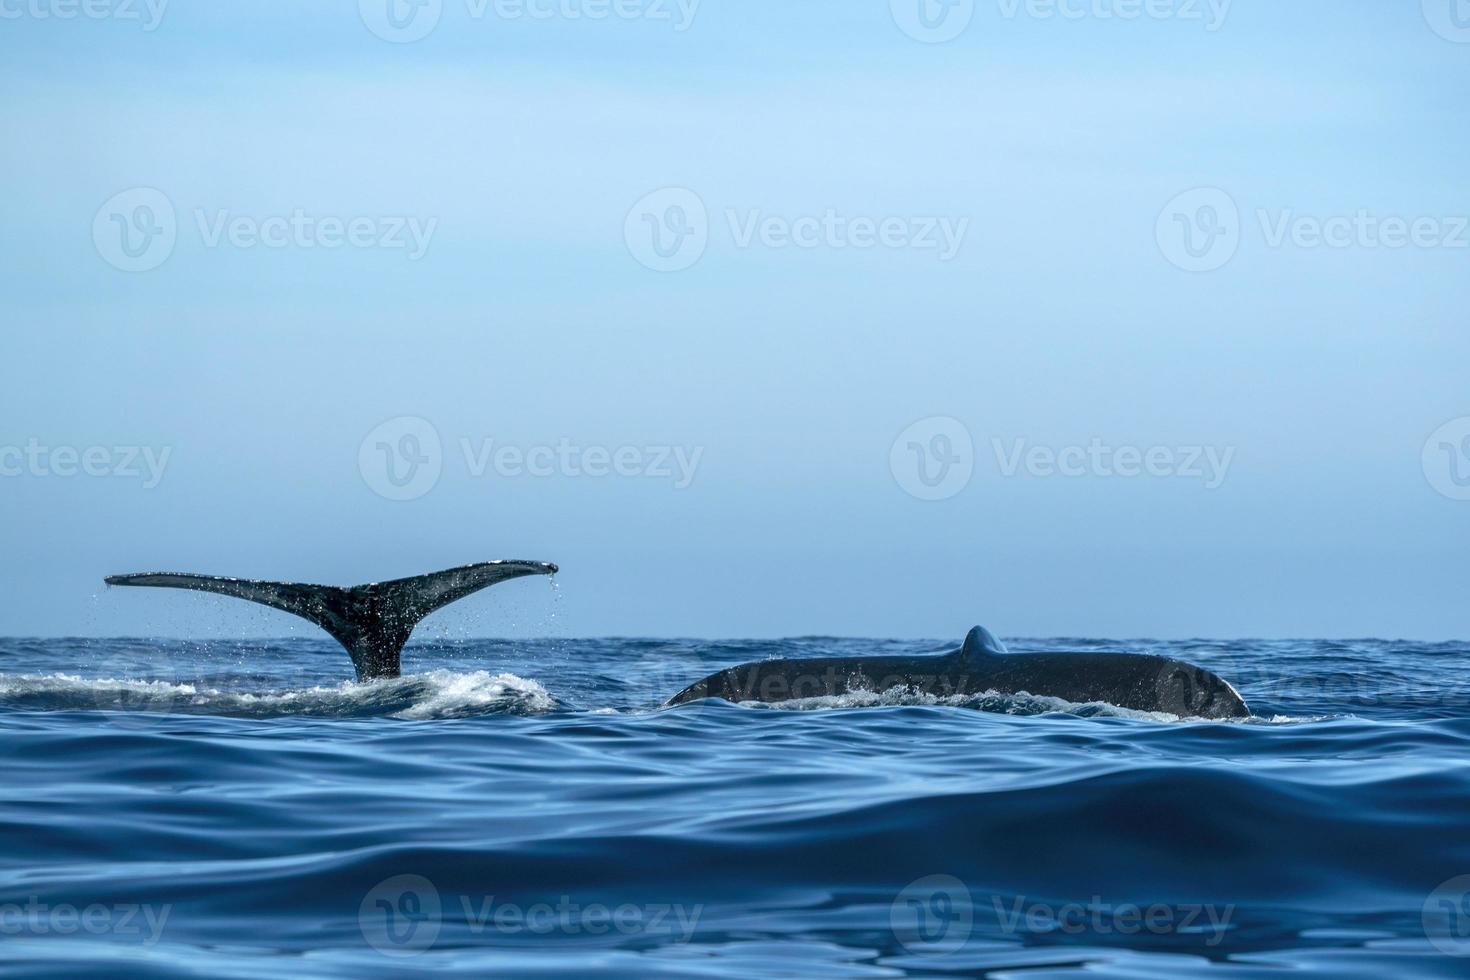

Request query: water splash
[{"left": 0, "top": 669, "right": 557, "bottom": 719}]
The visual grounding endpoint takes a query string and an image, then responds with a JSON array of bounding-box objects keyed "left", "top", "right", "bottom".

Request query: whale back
[{"left": 960, "top": 625, "right": 1008, "bottom": 659}]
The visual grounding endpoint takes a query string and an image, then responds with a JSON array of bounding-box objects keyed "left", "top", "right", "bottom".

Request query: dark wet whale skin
[{"left": 667, "top": 627, "right": 1251, "bottom": 719}]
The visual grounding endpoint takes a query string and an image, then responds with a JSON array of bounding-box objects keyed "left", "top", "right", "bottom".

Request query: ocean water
[{"left": 2, "top": 635, "right": 1469, "bottom": 978}]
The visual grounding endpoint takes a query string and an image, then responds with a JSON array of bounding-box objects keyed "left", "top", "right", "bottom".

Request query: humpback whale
[
  {"left": 104, "top": 560, "right": 557, "bottom": 681},
  {"left": 666, "top": 626, "right": 1250, "bottom": 719}
]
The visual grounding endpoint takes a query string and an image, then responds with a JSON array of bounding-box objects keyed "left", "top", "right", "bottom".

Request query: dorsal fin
[{"left": 961, "top": 625, "right": 1008, "bottom": 657}]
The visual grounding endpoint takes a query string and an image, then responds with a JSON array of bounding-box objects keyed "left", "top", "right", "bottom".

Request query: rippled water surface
[{"left": 3, "top": 636, "right": 1469, "bottom": 978}]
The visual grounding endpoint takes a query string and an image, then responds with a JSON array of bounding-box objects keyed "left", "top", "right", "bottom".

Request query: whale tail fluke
[{"left": 104, "top": 560, "right": 558, "bottom": 681}]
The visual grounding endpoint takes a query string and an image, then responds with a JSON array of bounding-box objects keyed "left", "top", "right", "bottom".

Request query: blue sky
[{"left": 2, "top": 1, "right": 1467, "bottom": 641}]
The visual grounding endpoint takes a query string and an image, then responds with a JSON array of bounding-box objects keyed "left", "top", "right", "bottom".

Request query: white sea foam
[
  {"left": 0, "top": 669, "right": 557, "bottom": 719},
  {"left": 0, "top": 672, "right": 1324, "bottom": 724},
  {"left": 388, "top": 670, "right": 557, "bottom": 719},
  {"left": 732, "top": 684, "right": 1241, "bottom": 722}
]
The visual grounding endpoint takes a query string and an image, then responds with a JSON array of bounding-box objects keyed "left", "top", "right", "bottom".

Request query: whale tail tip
[{"left": 104, "top": 560, "right": 558, "bottom": 681}]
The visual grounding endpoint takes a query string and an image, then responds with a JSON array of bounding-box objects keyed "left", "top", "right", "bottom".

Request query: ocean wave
[{"left": 3, "top": 637, "right": 1468, "bottom": 977}]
